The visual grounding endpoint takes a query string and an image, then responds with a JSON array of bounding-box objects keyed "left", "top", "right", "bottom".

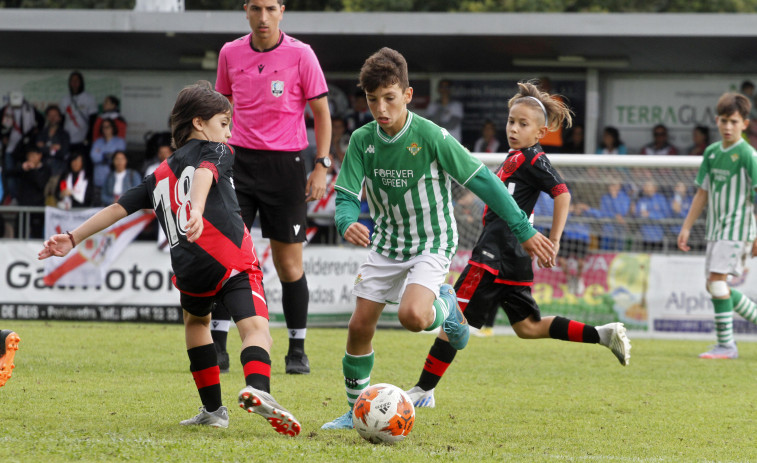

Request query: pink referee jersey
[{"left": 216, "top": 32, "right": 329, "bottom": 152}]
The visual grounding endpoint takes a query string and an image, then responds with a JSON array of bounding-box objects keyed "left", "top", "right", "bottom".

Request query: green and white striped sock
[
  {"left": 424, "top": 297, "right": 451, "bottom": 332},
  {"left": 731, "top": 289, "right": 757, "bottom": 324},
  {"left": 712, "top": 297, "right": 734, "bottom": 345},
  {"left": 342, "top": 351, "right": 374, "bottom": 410}
]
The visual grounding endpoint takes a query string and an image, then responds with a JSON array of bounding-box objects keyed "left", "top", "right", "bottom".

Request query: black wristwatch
[{"left": 315, "top": 156, "right": 332, "bottom": 169}]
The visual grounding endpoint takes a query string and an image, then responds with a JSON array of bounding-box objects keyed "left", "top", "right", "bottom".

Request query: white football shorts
[
  {"left": 352, "top": 251, "right": 451, "bottom": 305},
  {"left": 705, "top": 240, "right": 750, "bottom": 277}
]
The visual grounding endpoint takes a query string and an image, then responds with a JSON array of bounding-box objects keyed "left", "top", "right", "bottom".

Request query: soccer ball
[{"left": 352, "top": 383, "right": 415, "bottom": 444}]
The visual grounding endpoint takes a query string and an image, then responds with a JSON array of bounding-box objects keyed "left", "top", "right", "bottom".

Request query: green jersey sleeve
[
  {"left": 695, "top": 145, "right": 712, "bottom": 189},
  {"left": 334, "top": 133, "right": 366, "bottom": 236},
  {"left": 740, "top": 144, "right": 757, "bottom": 189},
  {"left": 433, "top": 129, "right": 486, "bottom": 186},
  {"left": 466, "top": 167, "right": 537, "bottom": 243}
]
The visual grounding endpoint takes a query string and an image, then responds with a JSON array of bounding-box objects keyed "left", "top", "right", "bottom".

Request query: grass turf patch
[{"left": 1, "top": 321, "right": 756, "bottom": 462}]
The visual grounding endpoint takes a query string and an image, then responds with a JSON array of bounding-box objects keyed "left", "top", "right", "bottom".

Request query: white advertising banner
[
  {"left": 647, "top": 254, "right": 757, "bottom": 339},
  {"left": 602, "top": 74, "right": 751, "bottom": 153},
  {"left": 0, "top": 240, "right": 369, "bottom": 323}
]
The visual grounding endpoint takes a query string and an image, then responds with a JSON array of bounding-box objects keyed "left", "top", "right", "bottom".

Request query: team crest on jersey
[
  {"left": 271, "top": 80, "right": 284, "bottom": 97},
  {"left": 731, "top": 153, "right": 739, "bottom": 162},
  {"left": 502, "top": 153, "right": 524, "bottom": 176},
  {"left": 407, "top": 142, "right": 422, "bottom": 156}
]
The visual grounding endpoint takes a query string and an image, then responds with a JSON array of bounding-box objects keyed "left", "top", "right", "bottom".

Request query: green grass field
[{"left": 2, "top": 321, "right": 756, "bottom": 462}]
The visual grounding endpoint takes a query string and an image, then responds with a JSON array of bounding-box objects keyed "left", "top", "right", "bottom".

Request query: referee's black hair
[{"left": 170, "top": 80, "right": 232, "bottom": 149}]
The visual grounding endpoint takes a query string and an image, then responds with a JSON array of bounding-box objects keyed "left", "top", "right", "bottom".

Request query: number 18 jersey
[{"left": 118, "top": 139, "right": 260, "bottom": 296}]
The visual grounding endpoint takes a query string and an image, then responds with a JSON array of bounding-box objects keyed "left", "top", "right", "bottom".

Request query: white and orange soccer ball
[{"left": 352, "top": 383, "right": 415, "bottom": 444}]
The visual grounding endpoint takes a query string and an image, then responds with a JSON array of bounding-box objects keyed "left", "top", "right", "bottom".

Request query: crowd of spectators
[{"left": 1, "top": 73, "right": 754, "bottom": 243}]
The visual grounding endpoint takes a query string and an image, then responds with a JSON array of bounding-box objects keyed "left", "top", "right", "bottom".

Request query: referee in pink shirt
[{"left": 213, "top": 0, "right": 332, "bottom": 375}]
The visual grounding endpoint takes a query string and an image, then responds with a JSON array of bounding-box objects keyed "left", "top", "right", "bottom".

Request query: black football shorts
[
  {"left": 232, "top": 146, "right": 308, "bottom": 243},
  {"left": 454, "top": 263, "right": 541, "bottom": 328}
]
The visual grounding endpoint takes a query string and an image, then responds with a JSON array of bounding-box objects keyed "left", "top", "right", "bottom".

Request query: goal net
[{"left": 450, "top": 154, "right": 704, "bottom": 330}]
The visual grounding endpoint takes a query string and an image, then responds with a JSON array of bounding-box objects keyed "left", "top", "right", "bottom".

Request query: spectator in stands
[
  {"left": 330, "top": 116, "right": 350, "bottom": 166},
  {"left": 686, "top": 125, "right": 710, "bottom": 156},
  {"left": 2, "top": 91, "right": 43, "bottom": 202},
  {"left": 36, "top": 104, "right": 70, "bottom": 178},
  {"left": 453, "top": 189, "right": 484, "bottom": 250},
  {"left": 142, "top": 129, "right": 172, "bottom": 174},
  {"left": 633, "top": 180, "right": 671, "bottom": 252},
  {"left": 8, "top": 145, "right": 50, "bottom": 238},
  {"left": 92, "top": 95, "right": 127, "bottom": 143},
  {"left": 561, "top": 124, "right": 585, "bottom": 154},
  {"left": 536, "top": 77, "right": 565, "bottom": 153},
  {"left": 740, "top": 80, "right": 757, "bottom": 119},
  {"left": 597, "top": 178, "right": 631, "bottom": 250},
  {"left": 641, "top": 124, "right": 679, "bottom": 155},
  {"left": 534, "top": 191, "right": 591, "bottom": 295},
  {"left": 56, "top": 151, "right": 93, "bottom": 209},
  {"left": 425, "top": 79, "right": 464, "bottom": 142},
  {"left": 101, "top": 150, "right": 141, "bottom": 205},
  {"left": 596, "top": 126, "right": 627, "bottom": 155},
  {"left": 669, "top": 181, "right": 693, "bottom": 235},
  {"left": 143, "top": 140, "right": 172, "bottom": 176},
  {"left": 60, "top": 71, "right": 97, "bottom": 153},
  {"left": 472, "top": 120, "right": 502, "bottom": 153},
  {"left": 345, "top": 90, "right": 373, "bottom": 133},
  {"left": 90, "top": 118, "right": 127, "bottom": 205}
]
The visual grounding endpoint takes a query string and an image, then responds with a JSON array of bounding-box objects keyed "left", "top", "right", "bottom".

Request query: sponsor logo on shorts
[
  {"left": 293, "top": 224, "right": 301, "bottom": 235},
  {"left": 354, "top": 273, "right": 363, "bottom": 285},
  {"left": 271, "top": 80, "right": 284, "bottom": 97}
]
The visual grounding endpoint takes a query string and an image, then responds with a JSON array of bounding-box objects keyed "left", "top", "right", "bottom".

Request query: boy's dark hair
[
  {"left": 693, "top": 125, "right": 710, "bottom": 144},
  {"left": 105, "top": 95, "right": 120, "bottom": 110},
  {"left": 170, "top": 80, "right": 232, "bottom": 149},
  {"left": 716, "top": 92, "right": 752, "bottom": 120},
  {"left": 25, "top": 143, "right": 42, "bottom": 156},
  {"left": 603, "top": 126, "right": 622, "bottom": 148},
  {"left": 246, "top": 0, "right": 284, "bottom": 5},
  {"left": 358, "top": 47, "right": 409, "bottom": 93}
]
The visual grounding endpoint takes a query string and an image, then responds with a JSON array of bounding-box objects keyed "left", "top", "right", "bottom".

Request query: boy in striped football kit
[
  {"left": 321, "top": 48, "right": 555, "bottom": 430},
  {"left": 678, "top": 92, "right": 757, "bottom": 359}
]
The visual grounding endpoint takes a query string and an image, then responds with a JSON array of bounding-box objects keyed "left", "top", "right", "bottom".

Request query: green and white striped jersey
[
  {"left": 696, "top": 138, "right": 757, "bottom": 242},
  {"left": 335, "top": 111, "right": 484, "bottom": 260}
]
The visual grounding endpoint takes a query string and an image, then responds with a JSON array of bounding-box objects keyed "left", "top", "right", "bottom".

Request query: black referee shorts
[
  {"left": 454, "top": 264, "right": 541, "bottom": 328},
  {"left": 232, "top": 146, "right": 308, "bottom": 243}
]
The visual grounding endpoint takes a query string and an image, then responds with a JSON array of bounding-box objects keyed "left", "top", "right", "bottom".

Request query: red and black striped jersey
[
  {"left": 471, "top": 143, "right": 568, "bottom": 284},
  {"left": 118, "top": 139, "right": 260, "bottom": 296}
]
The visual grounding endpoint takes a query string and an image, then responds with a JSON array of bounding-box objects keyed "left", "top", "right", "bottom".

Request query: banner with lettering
[{"left": 43, "top": 207, "right": 155, "bottom": 287}]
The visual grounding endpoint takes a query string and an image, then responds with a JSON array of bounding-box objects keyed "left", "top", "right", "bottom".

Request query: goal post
[{"left": 449, "top": 153, "right": 710, "bottom": 334}]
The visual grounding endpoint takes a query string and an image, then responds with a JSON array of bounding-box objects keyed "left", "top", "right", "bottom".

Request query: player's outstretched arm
[
  {"left": 677, "top": 188, "right": 707, "bottom": 252},
  {"left": 38, "top": 203, "right": 128, "bottom": 260},
  {"left": 465, "top": 167, "right": 554, "bottom": 263},
  {"left": 185, "top": 167, "right": 214, "bottom": 243}
]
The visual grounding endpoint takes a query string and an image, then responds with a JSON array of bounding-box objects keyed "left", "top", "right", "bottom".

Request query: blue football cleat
[{"left": 440, "top": 284, "right": 469, "bottom": 350}]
